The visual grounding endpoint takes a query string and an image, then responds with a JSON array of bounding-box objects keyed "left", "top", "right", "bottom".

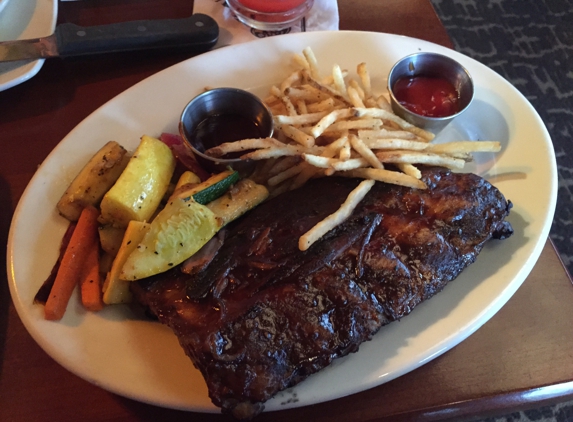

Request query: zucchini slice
[
  {"left": 207, "top": 179, "right": 269, "bottom": 226},
  {"left": 178, "top": 170, "right": 240, "bottom": 205},
  {"left": 57, "top": 141, "right": 129, "bottom": 222}
]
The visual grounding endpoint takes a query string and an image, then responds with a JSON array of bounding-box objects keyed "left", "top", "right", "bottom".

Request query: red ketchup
[{"left": 393, "top": 75, "right": 460, "bottom": 118}]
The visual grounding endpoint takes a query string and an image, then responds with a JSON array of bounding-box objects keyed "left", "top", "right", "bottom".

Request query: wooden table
[{"left": 1, "top": 1, "right": 572, "bottom": 421}]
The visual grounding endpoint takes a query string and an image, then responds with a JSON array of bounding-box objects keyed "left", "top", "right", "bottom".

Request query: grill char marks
[{"left": 131, "top": 167, "right": 513, "bottom": 419}]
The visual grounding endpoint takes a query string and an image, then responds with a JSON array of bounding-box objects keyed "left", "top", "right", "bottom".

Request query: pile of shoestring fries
[{"left": 204, "top": 47, "right": 501, "bottom": 251}]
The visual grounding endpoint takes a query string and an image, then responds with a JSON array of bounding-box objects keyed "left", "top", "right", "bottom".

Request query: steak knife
[{"left": 0, "top": 13, "right": 219, "bottom": 63}]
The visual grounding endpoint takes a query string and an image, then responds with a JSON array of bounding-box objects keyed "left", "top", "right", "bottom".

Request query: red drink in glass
[
  {"left": 238, "top": 0, "right": 309, "bottom": 13},
  {"left": 227, "top": 0, "right": 314, "bottom": 30}
]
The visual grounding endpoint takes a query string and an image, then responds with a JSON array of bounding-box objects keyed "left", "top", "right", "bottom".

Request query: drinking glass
[{"left": 226, "top": 0, "right": 315, "bottom": 31}]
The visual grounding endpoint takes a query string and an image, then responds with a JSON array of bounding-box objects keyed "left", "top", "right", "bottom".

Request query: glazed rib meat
[{"left": 131, "top": 167, "right": 513, "bottom": 419}]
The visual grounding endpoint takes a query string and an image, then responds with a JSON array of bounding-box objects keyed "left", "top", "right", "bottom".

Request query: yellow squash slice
[
  {"left": 120, "top": 197, "right": 221, "bottom": 281},
  {"left": 102, "top": 220, "right": 151, "bottom": 304},
  {"left": 99, "top": 135, "right": 175, "bottom": 228}
]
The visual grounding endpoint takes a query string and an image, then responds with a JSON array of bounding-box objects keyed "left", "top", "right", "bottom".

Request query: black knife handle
[{"left": 55, "top": 14, "right": 219, "bottom": 57}]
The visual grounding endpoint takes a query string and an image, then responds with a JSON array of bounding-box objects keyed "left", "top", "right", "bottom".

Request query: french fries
[
  {"left": 375, "top": 150, "right": 466, "bottom": 170},
  {"left": 275, "top": 123, "right": 315, "bottom": 148},
  {"left": 302, "top": 46, "right": 320, "bottom": 79},
  {"left": 339, "top": 168, "right": 427, "bottom": 189},
  {"left": 205, "top": 137, "right": 282, "bottom": 157},
  {"left": 357, "top": 62, "right": 372, "bottom": 97},
  {"left": 275, "top": 111, "right": 328, "bottom": 126},
  {"left": 299, "top": 179, "right": 375, "bottom": 251},
  {"left": 311, "top": 109, "right": 355, "bottom": 137},
  {"left": 200, "top": 47, "right": 502, "bottom": 250},
  {"left": 349, "top": 134, "right": 384, "bottom": 169}
]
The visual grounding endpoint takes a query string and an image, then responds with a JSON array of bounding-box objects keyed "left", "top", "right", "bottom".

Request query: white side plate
[{"left": 0, "top": 0, "right": 57, "bottom": 91}]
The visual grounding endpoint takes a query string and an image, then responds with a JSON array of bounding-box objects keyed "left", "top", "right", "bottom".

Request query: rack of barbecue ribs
[{"left": 131, "top": 167, "right": 513, "bottom": 420}]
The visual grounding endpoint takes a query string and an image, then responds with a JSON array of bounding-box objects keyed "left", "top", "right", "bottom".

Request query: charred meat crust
[{"left": 131, "top": 167, "right": 513, "bottom": 419}]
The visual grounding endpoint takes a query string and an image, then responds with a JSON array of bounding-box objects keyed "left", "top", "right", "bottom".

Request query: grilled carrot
[
  {"left": 33, "top": 222, "right": 76, "bottom": 305},
  {"left": 44, "top": 206, "right": 99, "bottom": 320},
  {"left": 80, "top": 237, "right": 104, "bottom": 312}
]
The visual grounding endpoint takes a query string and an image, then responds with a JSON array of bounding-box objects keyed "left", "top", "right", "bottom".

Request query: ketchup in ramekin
[
  {"left": 392, "top": 75, "right": 460, "bottom": 118},
  {"left": 387, "top": 52, "right": 474, "bottom": 132}
]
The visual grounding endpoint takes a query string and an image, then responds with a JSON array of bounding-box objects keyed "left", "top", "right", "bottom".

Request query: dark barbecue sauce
[
  {"left": 393, "top": 75, "right": 460, "bottom": 118},
  {"left": 194, "top": 114, "right": 264, "bottom": 159}
]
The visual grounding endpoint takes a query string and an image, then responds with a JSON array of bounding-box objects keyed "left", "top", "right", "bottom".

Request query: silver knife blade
[
  {"left": 0, "top": 13, "right": 219, "bottom": 63},
  {"left": 0, "top": 35, "right": 59, "bottom": 62}
]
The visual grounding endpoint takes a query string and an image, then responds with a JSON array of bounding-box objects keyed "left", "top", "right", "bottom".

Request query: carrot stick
[
  {"left": 80, "top": 237, "right": 104, "bottom": 312},
  {"left": 34, "top": 222, "right": 76, "bottom": 305},
  {"left": 44, "top": 206, "right": 100, "bottom": 320}
]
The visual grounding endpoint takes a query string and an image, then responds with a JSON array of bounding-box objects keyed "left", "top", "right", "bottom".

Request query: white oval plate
[
  {"left": 7, "top": 31, "right": 557, "bottom": 413},
  {"left": 0, "top": 0, "right": 57, "bottom": 91}
]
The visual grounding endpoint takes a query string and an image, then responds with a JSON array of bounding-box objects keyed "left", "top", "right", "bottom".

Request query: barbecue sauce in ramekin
[{"left": 192, "top": 114, "right": 265, "bottom": 159}]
